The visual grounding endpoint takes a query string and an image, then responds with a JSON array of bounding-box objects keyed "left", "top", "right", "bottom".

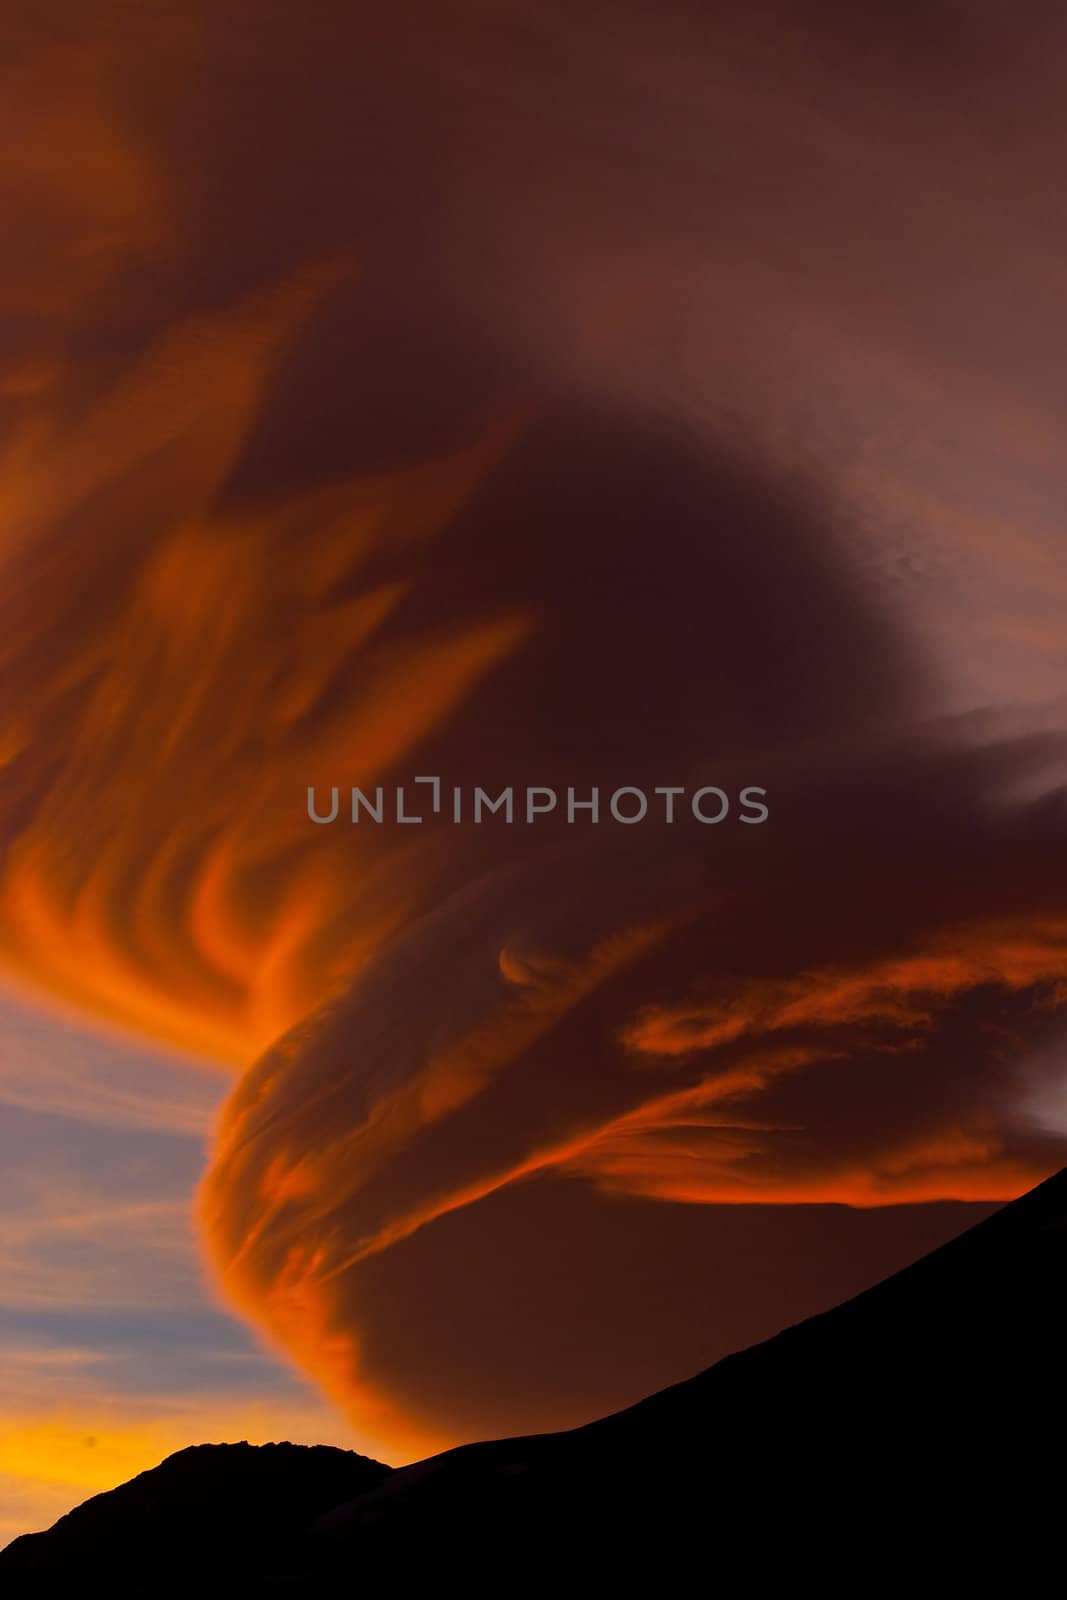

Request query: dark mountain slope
[
  {"left": 5, "top": 1169, "right": 1064, "bottom": 1586},
  {"left": 311, "top": 1164, "right": 1066, "bottom": 1575}
]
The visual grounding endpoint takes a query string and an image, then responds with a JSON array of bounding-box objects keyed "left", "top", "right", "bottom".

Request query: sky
[
  {"left": 3, "top": 0, "right": 1067, "bottom": 1541},
  {"left": 0, "top": 988, "right": 354, "bottom": 1545}
]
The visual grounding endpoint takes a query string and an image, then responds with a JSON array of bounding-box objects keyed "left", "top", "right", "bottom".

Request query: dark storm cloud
[{"left": 201, "top": 709, "right": 1067, "bottom": 1451}]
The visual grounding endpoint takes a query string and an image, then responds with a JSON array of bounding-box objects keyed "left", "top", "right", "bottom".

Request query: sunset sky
[{"left": 3, "top": 1, "right": 1067, "bottom": 1542}]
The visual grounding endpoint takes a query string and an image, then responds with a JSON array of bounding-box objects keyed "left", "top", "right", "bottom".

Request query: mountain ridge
[{"left": 5, "top": 1168, "right": 1064, "bottom": 1584}]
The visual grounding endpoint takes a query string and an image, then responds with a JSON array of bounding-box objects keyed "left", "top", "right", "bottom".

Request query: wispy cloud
[{"left": 0, "top": 992, "right": 223, "bottom": 1137}]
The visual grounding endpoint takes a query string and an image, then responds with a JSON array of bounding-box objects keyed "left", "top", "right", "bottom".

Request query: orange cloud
[
  {"left": 197, "top": 841, "right": 1067, "bottom": 1453},
  {"left": 620, "top": 923, "right": 1067, "bottom": 1057},
  {"left": 0, "top": 265, "right": 527, "bottom": 1064}
]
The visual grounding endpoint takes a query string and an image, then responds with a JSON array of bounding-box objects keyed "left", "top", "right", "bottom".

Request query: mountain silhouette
[
  {"left": 5, "top": 1167, "right": 1064, "bottom": 1586},
  {"left": 1, "top": 1441, "right": 388, "bottom": 1584}
]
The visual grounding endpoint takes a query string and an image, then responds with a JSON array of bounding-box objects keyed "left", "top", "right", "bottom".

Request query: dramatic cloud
[
  {"left": 3, "top": 1, "right": 1067, "bottom": 1477},
  {"left": 199, "top": 721, "right": 1067, "bottom": 1451}
]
